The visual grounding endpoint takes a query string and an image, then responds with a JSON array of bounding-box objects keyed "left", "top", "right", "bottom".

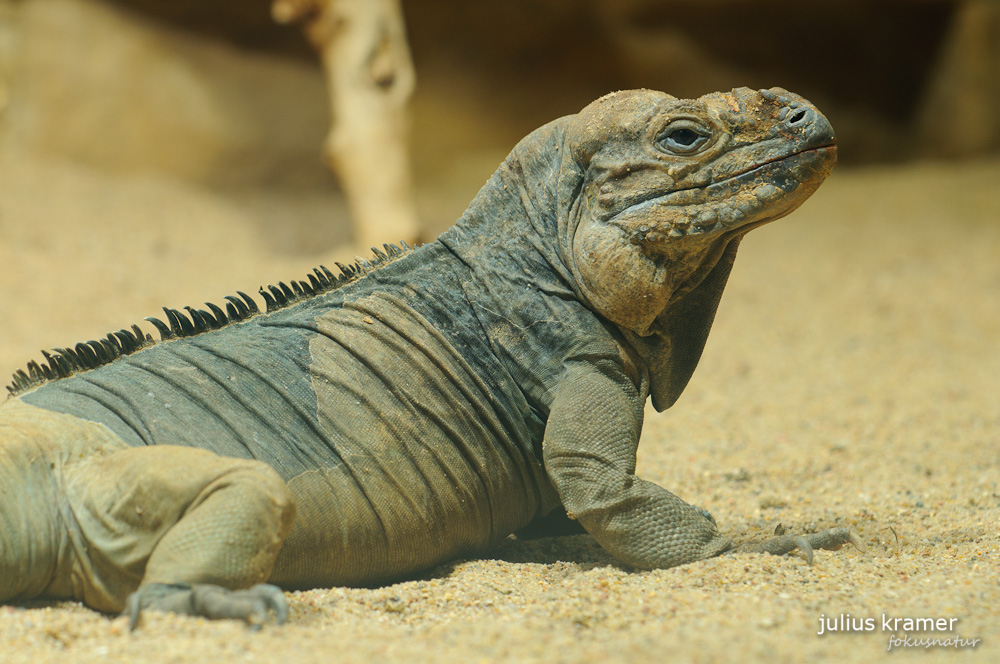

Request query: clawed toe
[
  {"left": 731, "top": 526, "right": 865, "bottom": 564},
  {"left": 125, "top": 582, "right": 289, "bottom": 630}
]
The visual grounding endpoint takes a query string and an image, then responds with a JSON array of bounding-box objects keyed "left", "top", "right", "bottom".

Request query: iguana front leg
[
  {"left": 542, "top": 368, "right": 858, "bottom": 568},
  {"left": 730, "top": 526, "right": 866, "bottom": 564},
  {"left": 542, "top": 367, "right": 731, "bottom": 568}
]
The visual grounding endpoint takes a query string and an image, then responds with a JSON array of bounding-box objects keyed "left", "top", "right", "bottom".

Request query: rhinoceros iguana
[{"left": 0, "top": 87, "right": 851, "bottom": 627}]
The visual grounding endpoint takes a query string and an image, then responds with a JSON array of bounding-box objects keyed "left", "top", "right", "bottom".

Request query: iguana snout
[{"left": 567, "top": 87, "right": 836, "bottom": 336}]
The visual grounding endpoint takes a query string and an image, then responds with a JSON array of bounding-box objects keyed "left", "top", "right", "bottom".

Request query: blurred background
[
  {"left": 2, "top": 0, "right": 997, "bottom": 237},
  {"left": 0, "top": 0, "right": 997, "bottom": 373}
]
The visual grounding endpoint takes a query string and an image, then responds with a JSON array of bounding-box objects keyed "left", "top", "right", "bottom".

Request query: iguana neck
[
  {"left": 437, "top": 117, "right": 583, "bottom": 301},
  {"left": 436, "top": 116, "right": 736, "bottom": 333}
]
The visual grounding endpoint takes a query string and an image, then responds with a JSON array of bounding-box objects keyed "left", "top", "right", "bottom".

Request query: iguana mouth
[
  {"left": 717, "top": 143, "right": 837, "bottom": 185},
  {"left": 609, "top": 144, "right": 837, "bottom": 240}
]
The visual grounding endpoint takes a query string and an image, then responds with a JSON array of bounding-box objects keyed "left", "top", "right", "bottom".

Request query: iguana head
[
  {"left": 441, "top": 87, "right": 835, "bottom": 409},
  {"left": 565, "top": 87, "right": 837, "bottom": 337}
]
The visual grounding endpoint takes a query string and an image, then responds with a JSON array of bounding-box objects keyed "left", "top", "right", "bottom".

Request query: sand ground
[{"left": 0, "top": 145, "right": 998, "bottom": 661}]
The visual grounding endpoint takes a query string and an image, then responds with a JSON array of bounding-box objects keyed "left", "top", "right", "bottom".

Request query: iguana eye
[{"left": 656, "top": 123, "right": 710, "bottom": 155}]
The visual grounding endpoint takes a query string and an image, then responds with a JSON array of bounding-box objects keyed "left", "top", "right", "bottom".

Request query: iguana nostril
[{"left": 786, "top": 107, "right": 812, "bottom": 127}]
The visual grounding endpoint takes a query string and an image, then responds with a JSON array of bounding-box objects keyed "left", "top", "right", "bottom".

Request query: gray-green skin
[{"left": 0, "top": 87, "right": 846, "bottom": 627}]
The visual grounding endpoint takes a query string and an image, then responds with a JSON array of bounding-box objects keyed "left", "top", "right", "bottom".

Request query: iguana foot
[
  {"left": 731, "top": 526, "right": 865, "bottom": 564},
  {"left": 125, "top": 583, "right": 288, "bottom": 630}
]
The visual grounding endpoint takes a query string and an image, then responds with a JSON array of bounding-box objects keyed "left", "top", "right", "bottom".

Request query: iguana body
[{"left": 0, "top": 88, "right": 844, "bottom": 624}]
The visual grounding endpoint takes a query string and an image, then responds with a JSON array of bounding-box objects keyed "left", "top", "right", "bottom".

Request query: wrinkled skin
[{"left": 0, "top": 88, "right": 847, "bottom": 628}]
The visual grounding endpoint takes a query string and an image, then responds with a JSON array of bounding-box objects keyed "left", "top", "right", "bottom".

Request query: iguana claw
[
  {"left": 793, "top": 535, "right": 814, "bottom": 564},
  {"left": 732, "top": 526, "right": 865, "bottom": 564},
  {"left": 125, "top": 582, "right": 289, "bottom": 630}
]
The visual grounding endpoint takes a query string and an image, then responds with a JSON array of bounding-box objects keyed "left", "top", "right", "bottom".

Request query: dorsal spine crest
[{"left": 6, "top": 243, "right": 413, "bottom": 396}]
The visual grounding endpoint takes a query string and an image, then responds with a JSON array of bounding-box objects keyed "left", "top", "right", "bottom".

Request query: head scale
[{"left": 563, "top": 87, "right": 837, "bottom": 337}]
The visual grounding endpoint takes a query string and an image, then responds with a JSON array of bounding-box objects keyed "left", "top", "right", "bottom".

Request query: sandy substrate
[{"left": 0, "top": 150, "right": 997, "bottom": 663}]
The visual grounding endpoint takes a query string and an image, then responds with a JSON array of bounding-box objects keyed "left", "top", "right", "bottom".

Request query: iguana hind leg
[
  {"left": 1, "top": 401, "right": 296, "bottom": 624},
  {"left": 63, "top": 444, "right": 296, "bottom": 625},
  {"left": 125, "top": 582, "right": 289, "bottom": 630}
]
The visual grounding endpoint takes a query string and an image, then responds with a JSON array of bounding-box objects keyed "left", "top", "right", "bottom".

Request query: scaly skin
[{"left": 0, "top": 87, "right": 847, "bottom": 627}]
